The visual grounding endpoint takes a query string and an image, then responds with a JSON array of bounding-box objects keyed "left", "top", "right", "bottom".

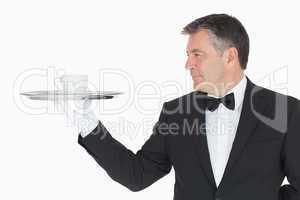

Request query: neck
[{"left": 212, "top": 72, "right": 244, "bottom": 97}]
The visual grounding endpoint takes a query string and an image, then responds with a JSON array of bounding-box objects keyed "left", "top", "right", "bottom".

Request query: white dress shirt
[{"left": 206, "top": 75, "right": 247, "bottom": 187}]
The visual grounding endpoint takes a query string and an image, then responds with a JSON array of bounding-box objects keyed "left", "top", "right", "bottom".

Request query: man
[{"left": 72, "top": 14, "right": 300, "bottom": 200}]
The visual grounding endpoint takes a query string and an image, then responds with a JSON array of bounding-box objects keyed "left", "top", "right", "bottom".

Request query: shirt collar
[
  {"left": 226, "top": 75, "right": 247, "bottom": 111},
  {"left": 207, "top": 75, "right": 247, "bottom": 111}
]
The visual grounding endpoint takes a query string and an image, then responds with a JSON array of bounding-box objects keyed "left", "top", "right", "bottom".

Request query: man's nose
[{"left": 185, "top": 58, "right": 195, "bottom": 70}]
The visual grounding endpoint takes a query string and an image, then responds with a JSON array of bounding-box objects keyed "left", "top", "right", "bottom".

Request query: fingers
[
  {"left": 82, "top": 96, "right": 92, "bottom": 109},
  {"left": 53, "top": 98, "right": 66, "bottom": 114},
  {"left": 55, "top": 96, "right": 97, "bottom": 131},
  {"left": 66, "top": 99, "right": 97, "bottom": 128},
  {"left": 77, "top": 112, "right": 99, "bottom": 136}
]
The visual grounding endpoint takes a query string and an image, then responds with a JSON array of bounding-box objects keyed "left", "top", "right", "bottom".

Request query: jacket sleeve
[
  {"left": 77, "top": 102, "right": 172, "bottom": 192},
  {"left": 280, "top": 100, "right": 300, "bottom": 200}
]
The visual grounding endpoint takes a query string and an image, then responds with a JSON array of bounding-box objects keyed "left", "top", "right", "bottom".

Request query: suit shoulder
[
  {"left": 256, "top": 85, "right": 299, "bottom": 105},
  {"left": 163, "top": 91, "right": 195, "bottom": 108},
  {"left": 253, "top": 84, "right": 300, "bottom": 117}
]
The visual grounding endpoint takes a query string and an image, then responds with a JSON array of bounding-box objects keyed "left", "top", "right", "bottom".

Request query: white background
[{"left": 1, "top": 0, "right": 300, "bottom": 199}]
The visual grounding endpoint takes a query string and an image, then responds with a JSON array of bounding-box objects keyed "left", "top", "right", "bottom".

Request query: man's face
[{"left": 185, "top": 30, "right": 226, "bottom": 94}]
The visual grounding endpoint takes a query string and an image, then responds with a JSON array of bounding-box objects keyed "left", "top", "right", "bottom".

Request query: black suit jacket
[{"left": 78, "top": 76, "right": 300, "bottom": 200}]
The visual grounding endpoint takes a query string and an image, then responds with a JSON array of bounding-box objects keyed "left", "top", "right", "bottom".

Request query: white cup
[
  {"left": 59, "top": 74, "right": 88, "bottom": 93},
  {"left": 57, "top": 74, "right": 89, "bottom": 116}
]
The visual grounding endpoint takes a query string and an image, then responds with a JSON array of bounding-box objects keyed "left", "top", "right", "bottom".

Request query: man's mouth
[{"left": 192, "top": 76, "right": 203, "bottom": 81}]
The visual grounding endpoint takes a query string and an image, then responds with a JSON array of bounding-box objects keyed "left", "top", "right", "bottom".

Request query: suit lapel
[
  {"left": 189, "top": 90, "right": 217, "bottom": 189},
  {"left": 216, "top": 77, "right": 268, "bottom": 193}
]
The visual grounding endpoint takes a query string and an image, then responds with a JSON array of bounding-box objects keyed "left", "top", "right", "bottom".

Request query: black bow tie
[{"left": 205, "top": 92, "right": 235, "bottom": 111}]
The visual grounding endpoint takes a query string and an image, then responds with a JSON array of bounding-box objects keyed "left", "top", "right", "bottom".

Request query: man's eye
[{"left": 194, "top": 54, "right": 201, "bottom": 57}]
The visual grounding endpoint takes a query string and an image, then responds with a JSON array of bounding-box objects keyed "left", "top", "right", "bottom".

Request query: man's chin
[
  {"left": 193, "top": 83, "right": 205, "bottom": 93},
  {"left": 193, "top": 81, "right": 214, "bottom": 94}
]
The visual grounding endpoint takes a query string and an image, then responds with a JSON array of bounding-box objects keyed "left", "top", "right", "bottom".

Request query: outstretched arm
[{"left": 78, "top": 103, "right": 172, "bottom": 192}]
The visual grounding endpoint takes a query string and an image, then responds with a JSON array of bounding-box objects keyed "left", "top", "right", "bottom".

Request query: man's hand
[{"left": 57, "top": 98, "right": 99, "bottom": 137}]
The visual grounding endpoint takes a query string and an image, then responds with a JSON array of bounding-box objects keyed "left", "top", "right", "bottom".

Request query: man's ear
[{"left": 224, "top": 47, "right": 238, "bottom": 66}]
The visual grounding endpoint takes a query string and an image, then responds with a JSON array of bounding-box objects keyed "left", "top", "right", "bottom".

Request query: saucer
[{"left": 20, "top": 90, "right": 123, "bottom": 100}]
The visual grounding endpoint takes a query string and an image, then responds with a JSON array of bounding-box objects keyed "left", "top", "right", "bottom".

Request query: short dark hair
[{"left": 182, "top": 14, "right": 249, "bottom": 70}]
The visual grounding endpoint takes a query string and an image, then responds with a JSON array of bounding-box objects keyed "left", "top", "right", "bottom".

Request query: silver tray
[{"left": 20, "top": 90, "right": 123, "bottom": 100}]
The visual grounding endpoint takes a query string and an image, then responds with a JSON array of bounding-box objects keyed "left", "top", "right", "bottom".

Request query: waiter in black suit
[{"left": 75, "top": 14, "right": 300, "bottom": 200}]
